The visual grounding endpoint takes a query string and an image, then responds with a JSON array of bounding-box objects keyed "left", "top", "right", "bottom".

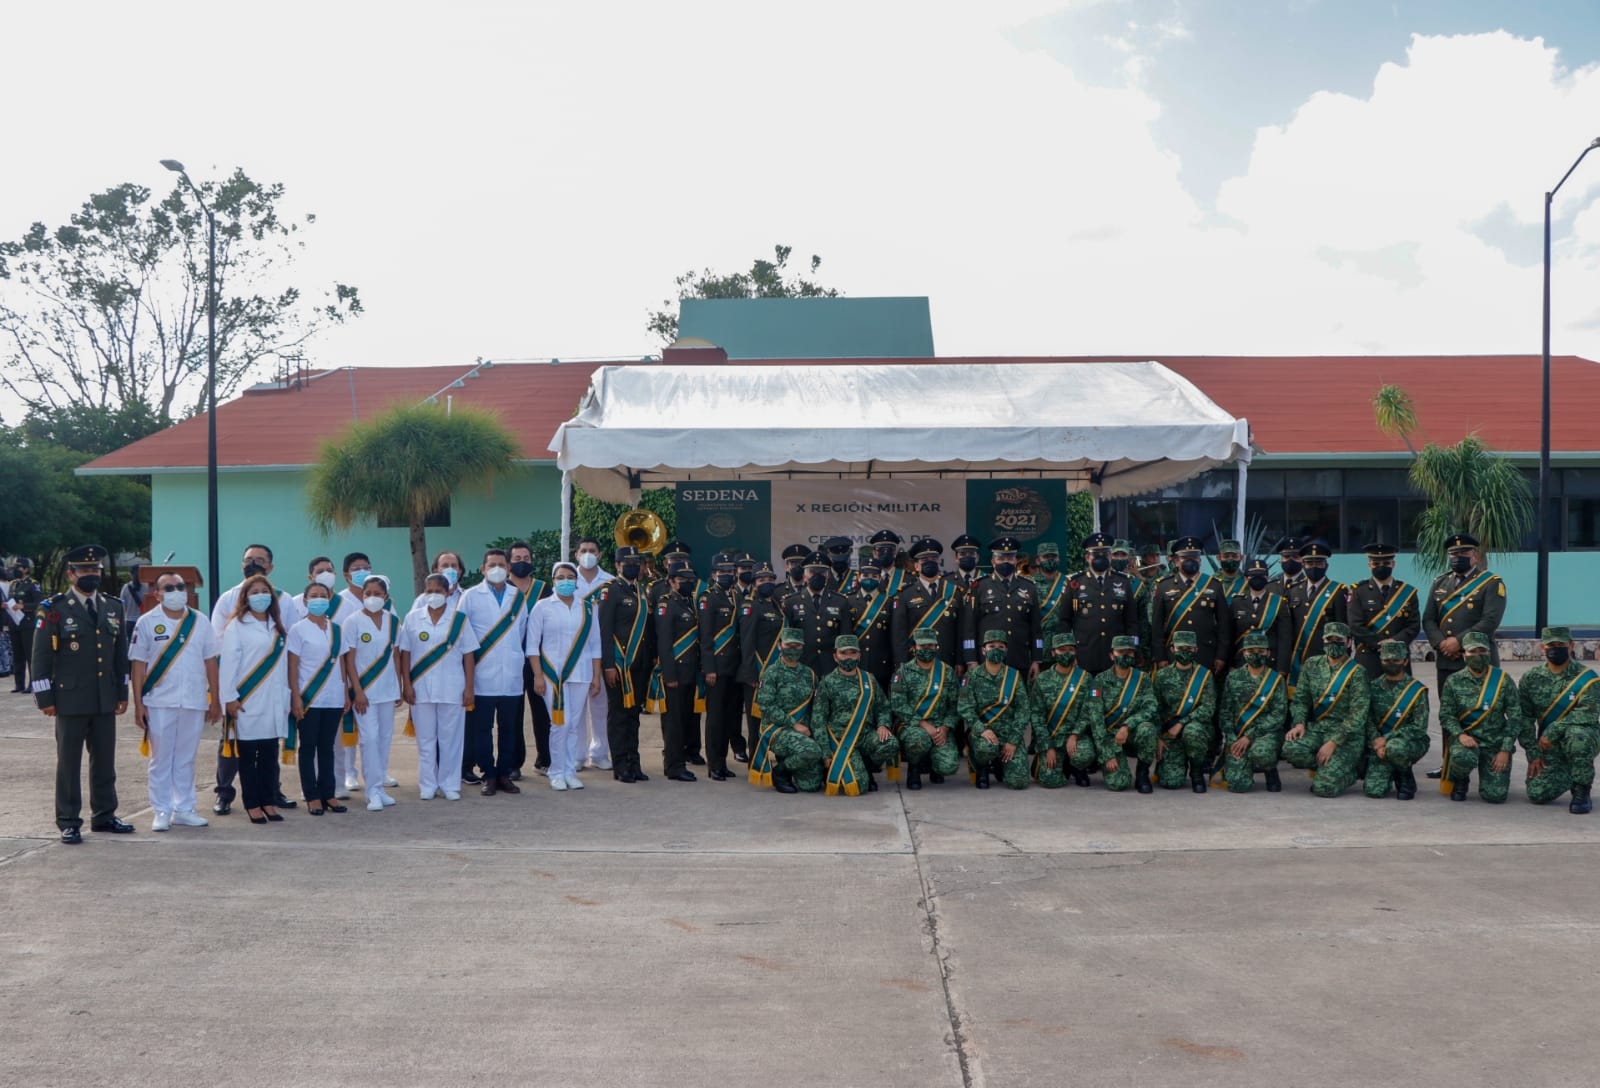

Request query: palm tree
[
  {"left": 1372, "top": 383, "right": 1420, "bottom": 455},
  {"left": 1408, "top": 436, "right": 1533, "bottom": 575},
  {"left": 307, "top": 402, "right": 520, "bottom": 592}
]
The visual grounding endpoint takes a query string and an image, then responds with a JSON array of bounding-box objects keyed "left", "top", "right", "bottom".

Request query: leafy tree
[
  {"left": 0, "top": 171, "right": 361, "bottom": 424},
  {"left": 306, "top": 403, "right": 520, "bottom": 593},
  {"left": 1372, "top": 384, "right": 1420, "bottom": 455},
  {"left": 21, "top": 402, "right": 163, "bottom": 457},
  {"left": 647, "top": 244, "right": 839, "bottom": 343}
]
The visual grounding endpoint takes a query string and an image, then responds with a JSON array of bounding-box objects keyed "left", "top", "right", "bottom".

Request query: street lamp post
[{"left": 160, "top": 159, "right": 221, "bottom": 612}]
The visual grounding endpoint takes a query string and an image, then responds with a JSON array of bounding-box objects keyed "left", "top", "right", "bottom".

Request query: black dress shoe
[
  {"left": 213, "top": 801, "right": 232, "bottom": 815},
  {"left": 632, "top": 764, "right": 650, "bottom": 782},
  {"left": 687, "top": 754, "right": 706, "bottom": 766},
  {"left": 618, "top": 768, "right": 637, "bottom": 783},
  {"left": 668, "top": 770, "right": 697, "bottom": 782},
  {"left": 60, "top": 827, "right": 82, "bottom": 844},
  {"left": 1425, "top": 766, "right": 1443, "bottom": 780},
  {"left": 91, "top": 817, "right": 135, "bottom": 834},
  {"left": 274, "top": 794, "right": 297, "bottom": 809},
  {"left": 481, "top": 778, "right": 498, "bottom": 796},
  {"left": 462, "top": 771, "right": 483, "bottom": 785},
  {"left": 509, "top": 769, "right": 523, "bottom": 781},
  {"left": 1264, "top": 768, "right": 1283, "bottom": 793},
  {"left": 730, "top": 741, "right": 749, "bottom": 763}
]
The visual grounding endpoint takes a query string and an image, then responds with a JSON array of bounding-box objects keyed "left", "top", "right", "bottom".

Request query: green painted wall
[
  {"left": 151, "top": 465, "right": 563, "bottom": 612},
  {"left": 1323, "top": 553, "right": 1599, "bottom": 634}
]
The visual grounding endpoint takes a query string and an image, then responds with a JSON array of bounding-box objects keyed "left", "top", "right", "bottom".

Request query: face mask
[
  {"left": 829, "top": 556, "right": 850, "bottom": 573},
  {"left": 874, "top": 549, "right": 896, "bottom": 566},
  {"left": 913, "top": 646, "right": 939, "bottom": 662},
  {"left": 509, "top": 561, "right": 535, "bottom": 579},
  {"left": 1178, "top": 558, "right": 1200, "bottom": 576},
  {"left": 1041, "top": 557, "right": 1060, "bottom": 573},
  {"left": 363, "top": 596, "right": 386, "bottom": 613},
  {"left": 162, "top": 589, "right": 187, "bottom": 611},
  {"left": 350, "top": 568, "right": 371, "bottom": 587},
  {"left": 738, "top": 570, "right": 755, "bottom": 586},
  {"left": 786, "top": 562, "right": 803, "bottom": 579},
  {"left": 675, "top": 579, "right": 696, "bottom": 596},
  {"left": 780, "top": 646, "right": 802, "bottom": 664},
  {"left": 1304, "top": 565, "right": 1327, "bottom": 582},
  {"left": 836, "top": 657, "right": 859, "bottom": 672},
  {"left": 1381, "top": 661, "right": 1407, "bottom": 675},
  {"left": 1089, "top": 554, "right": 1109, "bottom": 573},
  {"left": 1371, "top": 565, "right": 1393, "bottom": 581},
  {"left": 859, "top": 577, "right": 880, "bottom": 593},
  {"left": 1450, "top": 555, "right": 1472, "bottom": 574},
  {"left": 807, "top": 574, "right": 827, "bottom": 592},
  {"left": 1464, "top": 652, "right": 1489, "bottom": 672},
  {"left": 1172, "top": 648, "right": 1197, "bottom": 665},
  {"left": 578, "top": 553, "right": 599, "bottom": 571},
  {"left": 243, "top": 561, "right": 267, "bottom": 579},
  {"left": 755, "top": 581, "right": 777, "bottom": 599},
  {"left": 1247, "top": 575, "right": 1268, "bottom": 591},
  {"left": 247, "top": 593, "right": 272, "bottom": 613},
  {"left": 1325, "top": 641, "right": 1349, "bottom": 659},
  {"left": 1053, "top": 652, "right": 1075, "bottom": 668},
  {"left": 920, "top": 560, "right": 940, "bottom": 578},
  {"left": 1281, "top": 559, "right": 1303, "bottom": 576},
  {"left": 314, "top": 570, "right": 338, "bottom": 590},
  {"left": 441, "top": 567, "right": 460, "bottom": 587},
  {"left": 483, "top": 566, "right": 509, "bottom": 585},
  {"left": 620, "top": 563, "right": 642, "bottom": 581},
  {"left": 985, "top": 647, "right": 1008, "bottom": 664},
  {"left": 555, "top": 579, "right": 578, "bottom": 597},
  {"left": 1219, "top": 559, "right": 1240, "bottom": 574},
  {"left": 418, "top": 591, "right": 444, "bottom": 610},
  {"left": 76, "top": 574, "right": 103, "bottom": 594},
  {"left": 715, "top": 573, "right": 736, "bottom": 589},
  {"left": 957, "top": 555, "right": 977, "bottom": 572},
  {"left": 994, "top": 561, "right": 1017, "bottom": 578},
  {"left": 1245, "top": 652, "right": 1269, "bottom": 668},
  {"left": 1111, "top": 558, "right": 1129, "bottom": 573},
  {"left": 1546, "top": 646, "right": 1571, "bottom": 666},
  {"left": 1112, "top": 653, "right": 1134, "bottom": 668},
  {"left": 307, "top": 597, "right": 331, "bottom": 617}
]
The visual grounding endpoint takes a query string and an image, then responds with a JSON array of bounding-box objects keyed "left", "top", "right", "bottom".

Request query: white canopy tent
[{"left": 548, "top": 362, "right": 1253, "bottom": 554}]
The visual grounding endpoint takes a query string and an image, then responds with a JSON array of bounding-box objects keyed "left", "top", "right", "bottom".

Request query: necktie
[{"left": 86, "top": 596, "right": 98, "bottom": 626}]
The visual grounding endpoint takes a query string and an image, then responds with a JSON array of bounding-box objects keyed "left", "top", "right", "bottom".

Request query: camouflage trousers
[
  {"left": 1030, "top": 736, "right": 1080, "bottom": 788},
  {"left": 1282, "top": 725, "right": 1364, "bottom": 797},
  {"left": 1219, "top": 731, "right": 1284, "bottom": 793},
  {"left": 1526, "top": 723, "right": 1600, "bottom": 805},
  {"left": 1363, "top": 731, "right": 1430, "bottom": 798},
  {"left": 1156, "top": 719, "right": 1218, "bottom": 789},
  {"left": 820, "top": 731, "right": 901, "bottom": 794},
  {"left": 969, "top": 735, "right": 1030, "bottom": 790},
  {"left": 1083, "top": 722, "right": 1159, "bottom": 792},
  {"left": 898, "top": 725, "right": 962, "bottom": 777},
  {"left": 770, "top": 730, "right": 825, "bottom": 793},
  {"left": 1443, "top": 737, "right": 1512, "bottom": 804}
]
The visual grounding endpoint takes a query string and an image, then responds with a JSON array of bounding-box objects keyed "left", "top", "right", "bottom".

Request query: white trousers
[
  {"left": 543, "top": 682, "right": 586, "bottom": 779},
  {"left": 335, "top": 731, "right": 360, "bottom": 782},
  {"left": 357, "top": 700, "right": 396, "bottom": 802},
  {"left": 146, "top": 706, "right": 206, "bottom": 814},
  {"left": 578, "top": 683, "right": 609, "bottom": 763},
  {"left": 411, "top": 702, "right": 464, "bottom": 796}
]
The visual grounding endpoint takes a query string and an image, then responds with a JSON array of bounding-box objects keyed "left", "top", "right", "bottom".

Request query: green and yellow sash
[
  {"left": 300, "top": 622, "right": 343, "bottom": 705},
  {"left": 1376, "top": 678, "right": 1426, "bottom": 736},
  {"left": 748, "top": 674, "right": 815, "bottom": 786},
  {"left": 1539, "top": 669, "right": 1600, "bottom": 735},
  {"left": 824, "top": 672, "right": 876, "bottom": 797},
  {"left": 976, "top": 667, "right": 1021, "bottom": 731},
  {"left": 537, "top": 599, "right": 595, "bottom": 724},
  {"left": 1234, "top": 593, "right": 1283, "bottom": 648},
  {"left": 1289, "top": 581, "right": 1342, "bottom": 691},
  {"left": 853, "top": 591, "right": 889, "bottom": 639},
  {"left": 913, "top": 581, "right": 957, "bottom": 633},
  {"left": 1366, "top": 583, "right": 1418, "bottom": 638},
  {"left": 748, "top": 632, "right": 783, "bottom": 720},
  {"left": 1104, "top": 670, "right": 1147, "bottom": 731},
  {"left": 1310, "top": 659, "right": 1360, "bottom": 722},
  {"left": 140, "top": 609, "right": 197, "bottom": 696},
  {"left": 1220, "top": 573, "right": 1246, "bottom": 599},
  {"left": 1037, "top": 573, "right": 1068, "bottom": 626},
  {"left": 1231, "top": 670, "right": 1282, "bottom": 739},
  {"left": 236, "top": 631, "right": 285, "bottom": 706},
  {"left": 407, "top": 611, "right": 467, "bottom": 685},
  {"left": 471, "top": 586, "right": 527, "bottom": 662},
  {"left": 1038, "top": 665, "right": 1088, "bottom": 745},
  {"left": 1437, "top": 571, "right": 1496, "bottom": 624},
  {"left": 1454, "top": 667, "right": 1506, "bottom": 732},
  {"left": 611, "top": 592, "right": 649, "bottom": 709},
  {"left": 1163, "top": 574, "right": 1215, "bottom": 639},
  {"left": 908, "top": 659, "right": 952, "bottom": 723},
  {"left": 1162, "top": 667, "right": 1210, "bottom": 730},
  {"left": 342, "top": 613, "right": 397, "bottom": 745}
]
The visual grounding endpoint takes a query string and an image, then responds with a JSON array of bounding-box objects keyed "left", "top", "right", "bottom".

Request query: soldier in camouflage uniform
[
  {"left": 1215, "top": 631, "right": 1288, "bottom": 793},
  {"left": 1439, "top": 630, "right": 1523, "bottom": 804},
  {"left": 958, "top": 629, "right": 1031, "bottom": 790},
  {"left": 1028, "top": 632, "right": 1101, "bottom": 788},
  {"left": 890, "top": 629, "right": 961, "bottom": 789},
  {"left": 812, "top": 634, "right": 898, "bottom": 794},
  {"left": 1085, "top": 635, "right": 1158, "bottom": 792},
  {"left": 1282, "top": 622, "right": 1371, "bottom": 797},
  {"left": 1518, "top": 626, "right": 1600, "bottom": 813},
  {"left": 1153, "top": 630, "right": 1218, "bottom": 792},
  {"left": 1215, "top": 539, "right": 1247, "bottom": 600},
  {"left": 751, "top": 628, "right": 822, "bottom": 794},
  {"left": 1031, "top": 542, "right": 1071, "bottom": 646},
  {"left": 1363, "top": 639, "right": 1431, "bottom": 800}
]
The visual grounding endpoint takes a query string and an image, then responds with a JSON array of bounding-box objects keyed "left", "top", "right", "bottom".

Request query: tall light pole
[
  {"left": 161, "top": 159, "right": 221, "bottom": 612},
  {"left": 1538, "top": 137, "right": 1600, "bottom": 635}
]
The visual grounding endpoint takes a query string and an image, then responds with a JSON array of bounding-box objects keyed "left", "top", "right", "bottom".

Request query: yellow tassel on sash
[
  {"left": 403, "top": 715, "right": 415, "bottom": 737},
  {"left": 281, "top": 746, "right": 296, "bottom": 766},
  {"left": 138, "top": 732, "right": 151, "bottom": 758},
  {"left": 885, "top": 762, "right": 900, "bottom": 783}
]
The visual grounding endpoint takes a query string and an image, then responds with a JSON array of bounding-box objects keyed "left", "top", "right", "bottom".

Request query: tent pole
[
  {"left": 1091, "top": 490, "right": 1102, "bottom": 532},
  {"left": 1234, "top": 459, "right": 1248, "bottom": 543},
  {"left": 560, "top": 470, "right": 573, "bottom": 560}
]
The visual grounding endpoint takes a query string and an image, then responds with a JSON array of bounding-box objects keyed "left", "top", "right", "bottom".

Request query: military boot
[
  {"left": 1396, "top": 768, "right": 1417, "bottom": 801},
  {"left": 1570, "top": 783, "right": 1592, "bottom": 815},
  {"left": 974, "top": 765, "right": 990, "bottom": 789},
  {"left": 1190, "top": 761, "right": 1208, "bottom": 794},
  {"left": 1072, "top": 769, "right": 1092, "bottom": 787},
  {"left": 1264, "top": 767, "right": 1282, "bottom": 792},
  {"left": 865, "top": 769, "right": 879, "bottom": 793},
  {"left": 927, "top": 755, "right": 945, "bottom": 785},
  {"left": 772, "top": 767, "right": 798, "bottom": 794},
  {"left": 905, "top": 764, "right": 923, "bottom": 791},
  {"left": 1450, "top": 772, "right": 1470, "bottom": 802},
  {"left": 1134, "top": 760, "right": 1153, "bottom": 794}
]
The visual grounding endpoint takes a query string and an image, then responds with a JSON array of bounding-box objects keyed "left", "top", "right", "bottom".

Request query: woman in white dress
[
  {"left": 342, "top": 574, "right": 401, "bottom": 812},
  {"left": 218, "top": 574, "right": 290, "bottom": 824}
]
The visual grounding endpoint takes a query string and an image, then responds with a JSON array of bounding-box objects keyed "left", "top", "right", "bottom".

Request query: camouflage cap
[
  {"left": 1461, "top": 631, "right": 1491, "bottom": 651},
  {"left": 911, "top": 630, "right": 940, "bottom": 646},
  {"left": 1323, "top": 622, "right": 1350, "bottom": 639},
  {"left": 834, "top": 634, "right": 861, "bottom": 652},
  {"left": 1379, "top": 639, "right": 1409, "bottom": 661},
  {"left": 1111, "top": 539, "right": 1132, "bottom": 555},
  {"left": 1049, "top": 632, "right": 1077, "bottom": 649},
  {"left": 1036, "top": 542, "right": 1060, "bottom": 556},
  {"left": 1241, "top": 632, "right": 1270, "bottom": 650},
  {"left": 1170, "top": 630, "right": 1199, "bottom": 648},
  {"left": 779, "top": 627, "right": 805, "bottom": 644},
  {"left": 1542, "top": 626, "right": 1573, "bottom": 644},
  {"left": 1218, "top": 539, "right": 1243, "bottom": 553},
  {"left": 1111, "top": 635, "right": 1137, "bottom": 650},
  {"left": 982, "top": 629, "right": 1008, "bottom": 645}
]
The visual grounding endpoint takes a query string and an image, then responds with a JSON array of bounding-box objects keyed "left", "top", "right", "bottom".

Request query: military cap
[
  {"left": 1170, "top": 630, "right": 1199, "bottom": 647},
  {"left": 803, "top": 551, "right": 832, "bottom": 569},
  {"left": 781, "top": 543, "right": 811, "bottom": 561},
  {"left": 735, "top": 552, "right": 756, "bottom": 567},
  {"left": 1171, "top": 536, "right": 1204, "bottom": 554},
  {"left": 1082, "top": 531, "right": 1113, "bottom": 549},
  {"left": 951, "top": 534, "right": 982, "bottom": 551},
  {"left": 981, "top": 628, "right": 1009, "bottom": 644},
  {"left": 1049, "top": 632, "right": 1078, "bottom": 649},
  {"left": 752, "top": 561, "right": 776, "bottom": 578},
  {"left": 1110, "top": 539, "right": 1133, "bottom": 555},
  {"left": 1445, "top": 532, "right": 1479, "bottom": 550},
  {"left": 1272, "top": 536, "right": 1303, "bottom": 556},
  {"left": 1323, "top": 622, "right": 1350, "bottom": 639},
  {"left": 614, "top": 544, "right": 642, "bottom": 562},
  {"left": 1461, "top": 631, "right": 1492, "bottom": 650},
  {"left": 1244, "top": 558, "right": 1270, "bottom": 576},
  {"left": 779, "top": 627, "right": 805, "bottom": 643},
  {"left": 1379, "top": 639, "right": 1409, "bottom": 660},
  {"left": 1111, "top": 635, "right": 1138, "bottom": 650},
  {"left": 661, "top": 539, "right": 691, "bottom": 558},
  {"left": 989, "top": 537, "right": 1021, "bottom": 553},
  {"left": 1241, "top": 632, "right": 1270, "bottom": 650},
  {"left": 1363, "top": 542, "right": 1397, "bottom": 559},
  {"left": 834, "top": 634, "right": 861, "bottom": 651},
  {"left": 869, "top": 529, "right": 902, "bottom": 545},
  {"left": 857, "top": 555, "right": 883, "bottom": 572},
  {"left": 1138, "top": 543, "right": 1161, "bottom": 557},
  {"left": 1036, "top": 541, "right": 1060, "bottom": 556},
  {"left": 14, "top": 557, "right": 33, "bottom": 570},
  {"left": 1301, "top": 541, "right": 1333, "bottom": 560},
  {"left": 823, "top": 535, "right": 854, "bottom": 553},
  {"left": 910, "top": 538, "right": 943, "bottom": 558},
  {"left": 713, "top": 556, "right": 737, "bottom": 570},
  {"left": 911, "top": 629, "right": 940, "bottom": 646},
  {"left": 63, "top": 544, "right": 107, "bottom": 567},
  {"left": 1541, "top": 626, "right": 1573, "bottom": 644},
  {"left": 1218, "top": 539, "right": 1243, "bottom": 553}
]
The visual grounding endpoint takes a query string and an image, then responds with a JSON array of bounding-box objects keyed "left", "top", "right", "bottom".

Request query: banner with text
[
  {"left": 769, "top": 480, "right": 965, "bottom": 568},
  {"left": 674, "top": 482, "right": 771, "bottom": 568},
  {"left": 964, "top": 479, "right": 1069, "bottom": 554}
]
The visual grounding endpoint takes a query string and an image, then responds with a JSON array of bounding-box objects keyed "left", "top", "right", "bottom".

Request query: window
[
  {"left": 1286, "top": 499, "right": 1339, "bottom": 546},
  {"left": 1126, "top": 500, "right": 1179, "bottom": 545},
  {"left": 1344, "top": 498, "right": 1399, "bottom": 552},
  {"left": 1244, "top": 499, "right": 1287, "bottom": 548},
  {"left": 1398, "top": 499, "right": 1428, "bottom": 549},
  {"left": 379, "top": 498, "right": 451, "bottom": 529},
  {"left": 1567, "top": 499, "right": 1600, "bottom": 550}
]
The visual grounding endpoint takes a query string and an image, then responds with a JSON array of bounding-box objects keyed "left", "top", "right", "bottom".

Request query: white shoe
[
  {"left": 152, "top": 811, "right": 171, "bottom": 832},
  {"left": 379, "top": 792, "right": 397, "bottom": 807},
  {"left": 344, "top": 774, "right": 360, "bottom": 791},
  {"left": 564, "top": 773, "right": 585, "bottom": 790},
  {"left": 366, "top": 798, "right": 385, "bottom": 812},
  {"left": 550, "top": 776, "right": 568, "bottom": 791},
  {"left": 593, "top": 758, "right": 612, "bottom": 770},
  {"left": 171, "top": 811, "right": 209, "bottom": 827},
  {"left": 384, "top": 775, "right": 399, "bottom": 787},
  {"left": 443, "top": 790, "right": 461, "bottom": 801},
  {"left": 419, "top": 790, "right": 436, "bottom": 801}
]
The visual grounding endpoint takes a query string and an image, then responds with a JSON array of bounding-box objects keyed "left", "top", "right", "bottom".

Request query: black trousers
[
  {"left": 702, "top": 674, "right": 741, "bottom": 771},
  {"left": 661, "top": 683, "right": 693, "bottom": 778},
  {"left": 738, "top": 683, "right": 757, "bottom": 757},
  {"left": 606, "top": 665, "right": 650, "bottom": 772},
  {"left": 517, "top": 660, "right": 553, "bottom": 770},
  {"left": 472, "top": 695, "right": 523, "bottom": 779},
  {"left": 214, "top": 735, "right": 240, "bottom": 803},
  {"left": 237, "top": 738, "right": 280, "bottom": 810},
  {"left": 12, "top": 618, "right": 34, "bottom": 689},
  {"left": 296, "top": 707, "right": 342, "bottom": 802},
  {"left": 55, "top": 712, "right": 118, "bottom": 829}
]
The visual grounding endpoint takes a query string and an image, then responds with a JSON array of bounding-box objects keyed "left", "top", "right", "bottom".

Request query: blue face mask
[
  {"left": 351, "top": 569, "right": 371, "bottom": 587},
  {"left": 306, "top": 597, "right": 331, "bottom": 617},
  {"left": 441, "top": 567, "right": 460, "bottom": 587},
  {"left": 555, "top": 579, "right": 578, "bottom": 597},
  {"left": 247, "top": 593, "right": 272, "bottom": 614}
]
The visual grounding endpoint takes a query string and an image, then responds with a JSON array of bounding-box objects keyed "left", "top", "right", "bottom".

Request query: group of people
[{"left": 22, "top": 525, "right": 1600, "bottom": 845}]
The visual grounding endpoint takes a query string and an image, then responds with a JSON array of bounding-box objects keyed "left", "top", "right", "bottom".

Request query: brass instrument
[{"left": 614, "top": 508, "right": 668, "bottom": 555}]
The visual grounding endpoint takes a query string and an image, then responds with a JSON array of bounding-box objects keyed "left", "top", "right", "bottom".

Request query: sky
[{"left": 4, "top": 0, "right": 1600, "bottom": 385}]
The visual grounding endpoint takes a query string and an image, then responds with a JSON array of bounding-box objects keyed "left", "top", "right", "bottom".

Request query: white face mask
[
  {"left": 363, "top": 596, "right": 386, "bottom": 613},
  {"left": 578, "top": 553, "right": 599, "bottom": 570},
  {"left": 423, "top": 592, "right": 446, "bottom": 610},
  {"left": 314, "top": 570, "right": 338, "bottom": 590},
  {"left": 161, "top": 589, "right": 187, "bottom": 612},
  {"left": 483, "top": 566, "right": 508, "bottom": 585}
]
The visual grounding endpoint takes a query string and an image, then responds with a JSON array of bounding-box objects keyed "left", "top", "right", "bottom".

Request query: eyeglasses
[{"left": 159, "top": 582, "right": 188, "bottom": 591}]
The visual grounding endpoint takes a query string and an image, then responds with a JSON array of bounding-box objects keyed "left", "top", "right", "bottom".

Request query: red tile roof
[{"left": 81, "top": 354, "right": 1600, "bottom": 472}]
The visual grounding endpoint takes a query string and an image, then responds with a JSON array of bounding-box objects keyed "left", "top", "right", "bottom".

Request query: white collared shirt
[
  {"left": 574, "top": 568, "right": 613, "bottom": 605},
  {"left": 400, "top": 606, "right": 481, "bottom": 704},
  {"left": 219, "top": 613, "right": 288, "bottom": 740},
  {"left": 341, "top": 608, "right": 401, "bottom": 703},
  {"left": 213, "top": 581, "right": 302, "bottom": 633},
  {"left": 459, "top": 581, "right": 530, "bottom": 696},
  {"left": 525, "top": 593, "right": 600, "bottom": 686},
  {"left": 286, "top": 617, "right": 347, "bottom": 710},
  {"left": 128, "top": 607, "right": 220, "bottom": 710}
]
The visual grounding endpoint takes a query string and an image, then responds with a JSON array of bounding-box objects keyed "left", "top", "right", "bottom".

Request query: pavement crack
[{"left": 911, "top": 817, "right": 1027, "bottom": 856}]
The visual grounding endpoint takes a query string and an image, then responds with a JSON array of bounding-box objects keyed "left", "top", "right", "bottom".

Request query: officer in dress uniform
[
  {"left": 1227, "top": 559, "right": 1293, "bottom": 672},
  {"left": 960, "top": 537, "right": 1043, "bottom": 675},
  {"left": 950, "top": 534, "right": 984, "bottom": 591},
  {"left": 1065, "top": 531, "right": 1140, "bottom": 675},
  {"left": 782, "top": 551, "right": 856, "bottom": 678},
  {"left": 597, "top": 545, "right": 653, "bottom": 784},
  {"left": 9, "top": 557, "right": 44, "bottom": 693},
  {"left": 698, "top": 554, "right": 744, "bottom": 778},
  {"left": 1345, "top": 542, "right": 1421, "bottom": 678},
  {"left": 866, "top": 530, "right": 908, "bottom": 599},
  {"left": 1286, "top": 541, "right": 1347, "bottom": 690},
  {"left": 736, "top": 561, "right": 784, "bottom": 758},
  {"left": 653, "top": 563, "right": 702, "bottom": 782},
  {"left": 1149, "top": 536, "right": 1231, "bottom": 672},
  {"left": 847, "top": 556, "right": 896, "bottom": 694},
  {"left": 1267, "top": 536, "right": 1306, "bottom": 598},
  {"left": 733, "top": 551, "right": 758, "bottom": 605},
  {"left": 775, "top": 544, "right": 810, "bottom": 607},
  {"left": 822, "top": 535, "right": 856, "bottom": 592},
  {"left": 32, "top": 545, "right": 134, "bottom": 843},
  {"left": 890, "top": 539, "right": 962, "bottom": 668},
  {"left": 1421, "top": 531, "right": 1506, "bottom": 778}
]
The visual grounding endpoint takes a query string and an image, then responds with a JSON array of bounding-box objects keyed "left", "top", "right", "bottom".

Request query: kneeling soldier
[
  {"left": 1215, "top": 632, "right": 1288, "bottom": 793},
  {"left": 748, "top": 628, "right": 822, "bottom": 793},
  {"left": 1090, "top": 635, "right": 1159, "bottom": 792},
  {"left": 1518, "top": 626, "right": 1600, "bottom": 814},
  {"left": 813, "top": 634, "right": 898, "bottom": 795},
  {"left": 1439, "top": 631, "right": 1523, "bottom": 803},
  {"left": 959, "top": 629, "right": 1031, "bottom": 789},
  {"left": 891, "top": 629, "right": 960, "bottom": 789},
  {"left": 1028, "top": 632, "right": 1100, "bottom": 788},
  {"left": 1154, "top": 630, "right": 1218, "bottom": 792},
  {"left": 1365, "top": 639, "right": 1430, "bottom": 800},
  {"left": 1282, "top": 622, "right": 1371, "bottom": 797}
]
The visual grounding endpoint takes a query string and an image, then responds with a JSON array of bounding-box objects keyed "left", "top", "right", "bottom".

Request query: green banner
[
  {"left": 675, "top": 481, "right": 771, "bottom": 573},
  {"left": 965, "top": 480, "right": 1068, "bottom": 556}
]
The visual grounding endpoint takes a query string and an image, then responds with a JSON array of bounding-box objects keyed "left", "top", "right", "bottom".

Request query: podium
[{"left": 128, "top": 565, "right": 205, "bottom": 615}]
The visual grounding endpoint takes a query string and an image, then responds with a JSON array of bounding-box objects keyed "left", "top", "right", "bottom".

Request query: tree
[
  {"left": 306, "top": 403, "right": 520, "bottom": 593},
  {"left": 1372, "top": 384, "right": 1419, "bottom": 456},
  {"left": 647, "top": 244, "right": 839, "bottom": 343},
  {"left": 0, "top": 171, "right": 361, "bottom": 424}
]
